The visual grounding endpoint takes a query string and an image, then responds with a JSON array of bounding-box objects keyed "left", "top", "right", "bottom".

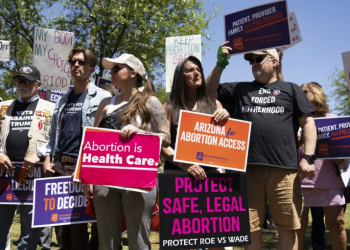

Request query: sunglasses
[
  {"left": 249, "top": 56, "right": 267, "bottom": 65},
  {"left": 70, "top": 60, "right": 86, "bottom": 66},
  {"left": 303, "top": 90, "right": 312, "bottom": 95},
  {"left": 16, "top": 78, "right": 36, "bottom": 85},
  {"left": 112, "top": 65, "right": 132, "bottom": 73}
]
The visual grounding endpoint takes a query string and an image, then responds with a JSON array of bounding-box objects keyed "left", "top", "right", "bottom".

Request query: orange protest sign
[{"left": 174, "top": 110, "right": 251, "bottom": 171}]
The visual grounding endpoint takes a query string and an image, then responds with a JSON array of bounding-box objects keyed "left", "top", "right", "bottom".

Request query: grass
[{"left": 9, "top": 204, "right": 350, "bottom": 249}]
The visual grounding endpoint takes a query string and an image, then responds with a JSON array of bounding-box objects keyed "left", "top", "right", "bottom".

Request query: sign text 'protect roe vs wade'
[
  {"left": 33, "top": 27, "right": 74, "bottom": 91},
  {"left": 159, "top": 173, "right": 250, "bottom": 249},
  {"left": 165, "top": 35, "right": 201, "bottom": 92}
]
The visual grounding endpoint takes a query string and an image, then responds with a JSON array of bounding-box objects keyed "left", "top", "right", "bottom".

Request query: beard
[{"left": 253, "top": 69, "right": 262, "bottom": 79}]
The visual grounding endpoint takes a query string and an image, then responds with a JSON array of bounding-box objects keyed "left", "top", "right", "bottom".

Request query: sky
[{"left": 200, "top": 0, "right": 350, "bottom": 113}]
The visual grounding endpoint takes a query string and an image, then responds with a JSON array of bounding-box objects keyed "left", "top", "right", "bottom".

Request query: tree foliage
[
  {"left": 329, "top": 69, "right": 350, "bottom": 115},
  {"left": 0, "top": 0, "right": 221, "bottom": 101}
]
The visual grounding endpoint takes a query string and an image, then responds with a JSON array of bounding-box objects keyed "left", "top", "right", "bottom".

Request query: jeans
[
  {"left": 39, "top": 226, "right": 63, "bottom": 250},
  {"left": 0, "top": 204, "right": 40, "bottom": 250},
  {"left": 311, "top": 207, "right": 325, "bottom": 250}
]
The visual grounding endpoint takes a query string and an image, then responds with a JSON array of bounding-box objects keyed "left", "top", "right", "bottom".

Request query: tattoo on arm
[{"left": 147, "top": 97, "right": 171, "bottom": 147}]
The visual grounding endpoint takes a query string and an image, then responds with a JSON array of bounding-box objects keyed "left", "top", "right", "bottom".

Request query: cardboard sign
[
  {"left": 342, "top": 51, "right": 350, "bottom": 90},
  {"left": 0, "top": 40, "right": 10, "bottom": 61},
  {"left": 275, "top": 12, "right": 302, "bottom": 52},
  {"left": 0, "top": 163, "right": 43, "bottom": 205},
  {"left": 33, "top": 27, "right": 74, "bottom": 91},
  {"left": 74, "top": 127, "right": 161, "bottom": 189},
  {"left": 174, "top": 111, "right": 251, "bottom": 171},
  {"left": 314, "top": 116, "right": 350, "bottom": 159},
  {"left": 224, "top": 0, "right": 290, "bottom": 56},
  {"left": 159, "top": 173, "right": 251, "bottom": 249},
  {"left": 32, "top": 176, "right": 96, "bottom": 227},
  {"left": 165, "top": 35, "right": 201, "bottom": 92}
]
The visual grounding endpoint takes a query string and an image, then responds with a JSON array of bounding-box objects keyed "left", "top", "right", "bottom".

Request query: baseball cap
[
  {"left": 244, "top": 49, "right": 279, "bottom": 62},
  {"left": 13, "top": 65, "right": 41, "bottom": 81},
  {"left": 102, "top": 54, "right": 146, "bottom": 77}
]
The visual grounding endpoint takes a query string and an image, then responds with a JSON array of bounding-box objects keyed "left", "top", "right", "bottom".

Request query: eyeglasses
[
  {"left": 16, "top": 78, "right": 36, "bottom": 85},
  {"left": 184, "top": 67, "right": 202, "bottom": 74},
  {"left": 70, "top": 60, "right": 86, "bottom": 66},
  {"left": 249, "top": 56, "right": 267, "bottom": 65},
  {"left": 111, "top": 65, "right": 132, "bottom": 73}
]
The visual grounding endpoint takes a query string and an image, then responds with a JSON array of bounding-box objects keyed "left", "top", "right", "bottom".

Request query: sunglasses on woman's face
[
  {"left": 112, "top": 65, "right": 132, "bottom": 73},
  {"left": 249, "top": 56, "right": 267, "bottom": 65}
]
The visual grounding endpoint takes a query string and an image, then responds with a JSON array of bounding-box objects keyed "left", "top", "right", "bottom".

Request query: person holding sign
[
  {"left": 297, "top": 82, "right": 347, "bottom": 250},
  {"left": 161, "top": 55, "right": 229, "bottom": 180},
  {"left": 206, "top": 42, "right": 317, "bottom": 250},
  {"left": 44, "top": 47, "right": 111, "bottom": 250},
  {"left": 0, "top": 65, "right": 55, "bottom": 250},
  {"left": 83, "top": 54, "right": 170, "bottom": 250}
]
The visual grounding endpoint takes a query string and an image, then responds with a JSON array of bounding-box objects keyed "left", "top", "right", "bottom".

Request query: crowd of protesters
[{"left": 0, "top": 42, "right": 347, "bottom": 250}]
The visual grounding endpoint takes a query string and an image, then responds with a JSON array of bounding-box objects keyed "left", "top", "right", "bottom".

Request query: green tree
[
  {"left": 0, "top": 0, "right": 55, "bottom": 100},
  {"left": 329, "top": 69, "right": 350, "bottom": 115}
]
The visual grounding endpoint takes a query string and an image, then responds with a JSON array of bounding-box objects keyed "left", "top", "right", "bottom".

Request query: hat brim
[
  {"left": 102, "top": 58, "right": 129, "bottom": 70},
  {"left": 13, "top": 73, "right": 36, "bottom": 82},
  {"left": 244, "top": 51, "right": 268, "bottom": 61}
]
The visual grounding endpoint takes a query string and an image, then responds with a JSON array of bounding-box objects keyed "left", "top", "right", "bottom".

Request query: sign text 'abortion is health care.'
[
  {"left": 224, "top": 0, "right": 290, "bottom": 55},
  {"left": 275, "top": 11, "right": 302, "bottom": 52},
  {"left": 32, "top": 176, "right": 96, "bottom": 227},
  {"left": 0, "top": 40, "right": 10, "bottom": 61},
  {"left": 342, "top": 51, "right": 350, "bottom": 90},
  {"left": 74, "top": 127, "right": 161, "bottom": 189},
  {"left": 159, "top": 173, "right": 250, "bottom": 249},
  {"left": 174, "top": 111, "right": 251, "bottom": 171},
  {"left": 165, "top": 35, "right": 201, "bottom": 92},
  {"left": 33, "top": 27, "right": 74, "bottom": 91},
  {"left": 314, "top": 116, "right": 350, "bottom": 159},
  {"left": 0, "top": 163, "right": 43, "bottom": 205}
]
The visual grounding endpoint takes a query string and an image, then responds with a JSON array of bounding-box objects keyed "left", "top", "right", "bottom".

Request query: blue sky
[{"left": 200, "top": 0, "right": 350, "bottom": 113}]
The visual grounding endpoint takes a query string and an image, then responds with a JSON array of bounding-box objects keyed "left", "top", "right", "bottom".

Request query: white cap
[
  {"left": 102, "top": 54, "right": 146, "bottom": 77},
  {"left": 244, "top": 49, "right": 279, "bottom": 62}
]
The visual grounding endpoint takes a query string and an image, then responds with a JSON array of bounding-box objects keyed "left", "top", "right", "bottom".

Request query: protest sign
[
  {"left": 342, "top": 51, "right": 350, "bottom": 90},
  {"left": 0, "top": 40, "right": 10, "bottom": 61},
  {"left": 165, "top": 35, "right": 201, "bottom": 92},
  {"left": 0, "top": 163, "right": 43, "bottom": 205},
  {"left": 174, "top": 110, "right": 251, "bottom": 171},
  {"left": 314, "top": 116, "right": 350, "bottom": 159},
  {"left": 159, "top": 172, "right": 250, "bottom": 249},
  {"left": 97, "top": 77, "right": 112, "bottom": 86},
  {"left": 74, "top": 127, "right": 161, "bottom": 189},
  {"left": 32, "top": 176, "right": 96, "bottom": 227},
  {"left": 224, "top": 0, "right": 290, "bottom": 56},
  {"left": 275, "top": 12, "right": 302, "bottom": 52},
  {"left": 33, "top": 27, "right": 74, "bottom": 91},
  {"left": 38, "top": 88, "right": 70, "bottom": 103}
]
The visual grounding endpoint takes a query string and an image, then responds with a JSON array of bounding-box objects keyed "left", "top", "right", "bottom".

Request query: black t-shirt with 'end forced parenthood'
[
  {"left": 217, "top": 80, "right": 315, "bottom": 170},
  {"left": 56, "top": 90, "right": 88, "bottom": 157}
]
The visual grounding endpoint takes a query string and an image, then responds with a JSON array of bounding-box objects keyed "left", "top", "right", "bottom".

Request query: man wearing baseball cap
[
  {"left": 0, "top": 65, "right": 55, "bottom": 249},
  {"left": 206, "top": 42, "right": 317, "bottom": 250}
]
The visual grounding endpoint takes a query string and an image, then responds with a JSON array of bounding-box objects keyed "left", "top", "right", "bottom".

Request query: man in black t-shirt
[
  {"left": 0, "top": 65, "right": 55, "bottom": 249},
  {"left": 206, "top": 42, "right": 317, "bottom": 250}
]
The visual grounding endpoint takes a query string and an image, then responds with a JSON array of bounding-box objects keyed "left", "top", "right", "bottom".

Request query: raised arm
[{"left": 206, "top": 41, "right": 232, "bottom": 99}]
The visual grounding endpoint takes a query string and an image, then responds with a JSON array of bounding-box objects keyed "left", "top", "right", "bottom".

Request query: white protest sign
[
  {"left": 275, "top": 12, "right": 302, "bottom": 52},
  {"left": 165, "top": 35, "right": 201, "bottom": 92},
  {"left": 33, "top": 27, "right": 74, "bottom": 91},
  {"left": 342, "top": 51, "right": 350, "bottom": 90},
  {"left": 0, "top": 41, "right": 10, "bottom": 61}
]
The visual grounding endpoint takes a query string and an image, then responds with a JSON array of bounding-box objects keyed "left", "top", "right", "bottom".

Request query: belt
[{"left": 54, "top": 153, "right": 77, "bottom": 165}]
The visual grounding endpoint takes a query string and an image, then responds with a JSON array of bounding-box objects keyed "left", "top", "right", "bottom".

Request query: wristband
[{"left": 216, "top": 46, "right": 230, "bottom": 69}]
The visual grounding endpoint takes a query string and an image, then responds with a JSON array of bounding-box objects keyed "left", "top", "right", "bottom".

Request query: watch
[{"left": 303, "top": 154, "right": 316, "bottom": 164}]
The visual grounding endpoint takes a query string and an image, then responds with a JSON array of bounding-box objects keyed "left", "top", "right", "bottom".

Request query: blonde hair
[{"left": 301, "top": 82, "right": 329, "bottom": 116}]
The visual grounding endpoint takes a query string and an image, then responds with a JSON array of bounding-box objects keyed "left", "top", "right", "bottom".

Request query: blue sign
[
  {"left": 32, "top": 176, "right": 96, "bottom": 227},
  {"left": 224, "top": 0, "right": 290, "bottom": 55},
  {"left": 314, "top": 116, "right": 350, "bottom": 159}
]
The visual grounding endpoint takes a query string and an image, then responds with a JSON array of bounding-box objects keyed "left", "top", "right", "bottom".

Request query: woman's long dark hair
[{"left": 166, "top": 56, "right": 216, "bottom": 126}]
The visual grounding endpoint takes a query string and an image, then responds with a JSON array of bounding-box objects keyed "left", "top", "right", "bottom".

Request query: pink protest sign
[{"left": 75, "top": 127, "right": 161, "bottom": 188}]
